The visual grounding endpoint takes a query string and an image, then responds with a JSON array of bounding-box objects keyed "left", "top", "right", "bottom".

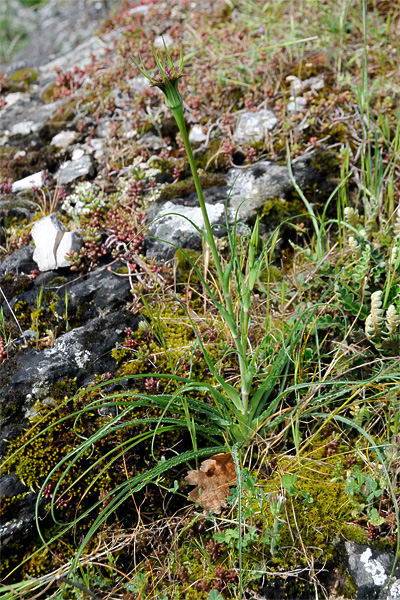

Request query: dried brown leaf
[{"left": 185, "top": 452, "right": 237, "bottom": 514}]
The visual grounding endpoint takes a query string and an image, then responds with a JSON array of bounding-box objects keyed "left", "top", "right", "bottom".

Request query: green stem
[
  {"left": 171, "top": 106, "right": 251, "bottom": 415},
  {"left": 171, "top": 107, "right": 224, "bottom": 281}
]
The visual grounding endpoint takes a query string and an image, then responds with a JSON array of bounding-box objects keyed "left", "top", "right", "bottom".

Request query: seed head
[{"left": 133, "top": 39, "right": 184, "bottom": 110}]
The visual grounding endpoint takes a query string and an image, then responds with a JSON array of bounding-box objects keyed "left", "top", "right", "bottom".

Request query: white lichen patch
[
  {"left": 360, "top": 548, "right": 388, "bottom": 587},
  {"left": 75, "top": 349, "right": 91, "bottom": 368}
]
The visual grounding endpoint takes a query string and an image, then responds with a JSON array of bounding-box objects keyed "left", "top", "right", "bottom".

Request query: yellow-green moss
[{"left": 9, "top": 68, "right": 38, "bottom": 85}]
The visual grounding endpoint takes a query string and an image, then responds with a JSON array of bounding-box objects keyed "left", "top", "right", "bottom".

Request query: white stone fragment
[
  {"left": 154, "top": 34, "right": 174, "bottom": 48},
  {"left": 10, "top": 121, "right": 36, "bottom": 136},
  {"left": 287, "top": 96, "right": 307, "bottom": 113},
  {"left": 71, "top": 148, "right": 85, "bottom": 161},
  {"left": 189, "top": 125, "right": 207, "bottom": 143},
  {"left": 234, "top": 109, "right": 278, "bottom": 144},
  {"left": 12, "top": 171, "right": 44, "bottom": 193},
  {"left": 31, "top": 214, "right": 83, "bottom": 271},
  {"left": 130, "top": 4, "right": 150, "bottom": 15},
  {"left": 50, "top": 131, "right": 78, "bottom": 148}
]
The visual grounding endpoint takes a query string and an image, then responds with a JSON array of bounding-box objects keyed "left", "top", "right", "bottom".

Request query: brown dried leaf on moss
[{"left": 185, "top": 452, "right": 237, "bottom": 514}]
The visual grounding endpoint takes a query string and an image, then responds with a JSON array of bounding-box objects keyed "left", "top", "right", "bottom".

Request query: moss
[
  {"left": 158, "top": 172, "right": 225, "bottom": 202},
  {"left": 259, "top": 265, "right": 283, "bottom": 283},
  {"left": 174, "top": 248, "right": 203, "bottom": 284},
  {"left": 9, "top": 68, "right": 38, "bottom": 85},
  {"left": 48, "top": 276, "right": 68, "bottom": 286},
  {"left": 49, "top": 378, "right": 77, "bottom": 401},
  {"left": 0, "top": 273, "right": 33, "bottom": 299},
  {"left": 43, "top": 290, "right": 57, "bottom": 306}
]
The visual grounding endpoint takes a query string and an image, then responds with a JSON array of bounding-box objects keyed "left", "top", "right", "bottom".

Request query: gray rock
[
  {"left": 12, "top": 171, "right": 44, "bottom": 193},
  {"left": 227, "top": 154, "right": 316, "bottom": 222},
  {"left": 128, "top": 75, "right": 151, "bottom": 93},
  {"left": 0, "top": 311, "right": 139, "bottom": 424},
  {"left": 379, "top": 579, "right": 400, "bottom": 600},
  {"left": 50, "top": 130, "right": 79, "bottom": 148},
  {"left": 4, "top": 0, "right": 112, "bottom": 75},
  {"left": 38, "top": 35, "right": 109, "bottom": 82},
  {"left": 0, "top": 473, "right": 26, "bottom": 499},
  {"left": 58, "top": 154, "right": 95, "bottom": 184},
  {"left": 10, "top": 121, "right": 38, "bottom": 136},
  {"left": 31, "top": 213, "right": 83, "bottom": 271},
  {"left": 130, "top": 4, "right": 150, "bottom": 15},
  {"left": 234, "top": 109, "right": 278, "bottom": 144},
  {"left": 0, "top": 245, "right": 36, "bottom": 276},
  {"left": 345, "top": 541, "right": 400, "bottom": 599},
  {"left": 227, "top": 161, "right": 291, "bottom": 222},
  {"left": 55, "top": 265, "right": 132, "bottom": 319},
  {"left": 0, "top": 95, "right": 61, "bottom": 139},
  {"left": 145, "top": 185, "right": 229, "bottom": 260}
]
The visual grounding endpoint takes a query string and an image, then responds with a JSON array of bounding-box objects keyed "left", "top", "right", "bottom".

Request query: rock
[
  {"left": 189, "top": 125, "right": 207, "bottom": 144},
  {"left": 287, "top": 96, "right": 307, "bottom": 113},
  {"left": 71, "top": 147, "right": 85, "bottom": 161},
  {"left": 5, "top": 0, "right": 112, "bottom": 75},
  {"left": 0, "top": 311, "right": 139, "bottom": 426},
  {"left": 287, "top": 74, "right": 325, "bottom": 95},
  {"left": 345, "top": 541, "right": 400, "bottom": 599},
  {"left": 38, "top": 35, "right": 110, "bottom": 83},
  {"left": 10, "top": 121, "right": 38, "bottom": 136},
  {"left": 128, "top": 75, "right": 151, "bottom": 93},
  {"left": 55, "top": 265, "right": 132, "bottom": 320},
  {"left": 0, "top": 245, "right": 36, "bottom": 276},
  {"left": 145, "top": 185, "right": 229, "bottom": 260},
  {"left": 12, "top": 171, "right": 44, "bottom": 193},
  {"left": 31, "top": 213, "right": 83, "bottom": 271},
  {"left": 226, "top": 161, "right": 291, "bottom": 222},
  {"left": 0, "top": 95, "right": 62, "bottom": 140},
  {"left": 58, "top": 154, "right": 94, "bottom": 184},
  {"left": 154, "top": 34, "right": 174, "bottom": 48},
  {"left": 379, "top": 579, "right": 400, "bottom": 600},
  {"left": 50, "top": 130, "right": 79, "bottom": 148},
  {"left": 234, "top": 109, "right": 278, "bottom": 144},
  {"left": 226, "top": 154, "right": 318, "bottom": 222}
]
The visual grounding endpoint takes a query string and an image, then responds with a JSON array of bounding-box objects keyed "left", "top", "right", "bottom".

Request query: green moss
[
  {"left": 158, "top": 172, "right": 224, "bottom": 201},
  {"left": 259, "top": 265, "right": 283, "bottom": 283},
  {"left": 9, "top": 68, "right": 38, "bottom": 85},
  {"left": 50, "top": 378, "right": 77, "bottom": 401},
  {"left": 48, "top": 276, "right": 68, "bottom": 286},
  {"left": 174, "top": 248, "right": 203, "bottom": 284}
]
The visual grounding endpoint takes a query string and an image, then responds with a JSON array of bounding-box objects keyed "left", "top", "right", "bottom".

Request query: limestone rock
[
  {"left": 287, "top": 96, "right": 307, "bottom": 113},
  {"left": 58, "top": 154, "right": 94, "bottom": 184},
  {"left": 31, "top": 214, "right": 82, "bottom": 271},
  {"left": 189, "top": 125, "right": 207, "bottom": 144},
  {"left": 234, "top": 109, "right": 278, "bottom": 144},
  {"left": 12, "top": 171, "right": 44, "bottom": 193},
  {"left": 345, "top": 541, "right": 400, "bottom": 599},
  {"left": 145, "top": 186, "right": 228, "bottom": 260},
  {"left": 0, "top": 245, "right": 36, "bottom": 276},
  {"left": 50, "top": 130, "right": 79, "bottom": 148},
  {"left": 154, "top": 34, "right": 174, "bottom": 48}
]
